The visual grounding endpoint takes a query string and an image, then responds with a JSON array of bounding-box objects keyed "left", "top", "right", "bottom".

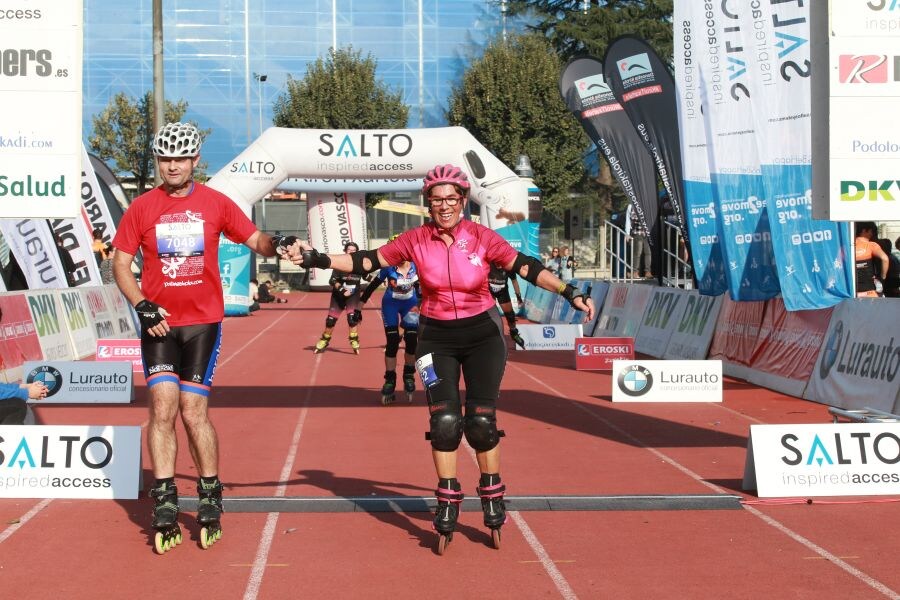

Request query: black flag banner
[
  {"left": 603, "top": 35, "right": 688, "bottom": 241},
  {"left": 559, "top": 56, "right": 658, "bottom": 239}
]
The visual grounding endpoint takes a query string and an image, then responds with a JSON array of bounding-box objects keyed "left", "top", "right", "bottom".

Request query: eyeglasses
[
  {"left": 551, "top": 250, "right": 559, "bottom": 254},
  {"left": 428, "top": 196, "right": 462, "bottom": 207}
]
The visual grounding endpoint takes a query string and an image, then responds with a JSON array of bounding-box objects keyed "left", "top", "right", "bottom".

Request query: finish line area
[{"left": 4, "top": 289, "right": 898, "bottom": 600}]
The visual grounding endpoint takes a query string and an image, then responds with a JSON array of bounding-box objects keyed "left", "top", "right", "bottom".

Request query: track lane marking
[{"left": 509, "top": 362, "right": 900, "bottom": 600}]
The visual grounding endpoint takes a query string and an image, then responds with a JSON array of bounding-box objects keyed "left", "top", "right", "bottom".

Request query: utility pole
[{"left": 152, "top": 0, "right": 164, "bottom": 187}]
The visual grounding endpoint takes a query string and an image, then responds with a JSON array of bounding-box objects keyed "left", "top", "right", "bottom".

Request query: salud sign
[{"left": 574, "top": 337, "right": 634, "bottom": 370}]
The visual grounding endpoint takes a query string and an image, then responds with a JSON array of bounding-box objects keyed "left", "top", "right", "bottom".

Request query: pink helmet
[{"left": 423, "top": 164, "right": 470, "bottom": 195}]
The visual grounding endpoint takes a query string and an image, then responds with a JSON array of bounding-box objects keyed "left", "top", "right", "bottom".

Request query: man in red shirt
[{"left": 113, "top": 122, "right": 287, "bottom": 553}]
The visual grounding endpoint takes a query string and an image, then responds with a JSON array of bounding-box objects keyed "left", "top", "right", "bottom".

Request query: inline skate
[
  {"left": 380, "top": 371, "right": 396, "bottom": 405},
  {"left": 433, "top": 480, "right": 464, "bottom": 555},
  {"left": 477, "top": 474, "right": 507, "bottom": 549},
  {"left": 197, "top": 479, "right": 224, "bottom": 549},
  {"left": 149, "top": 481, "right": 182, "bottom": 554},
  {"left": 313, "top": 332, "right": 331, "bottom": 354},
  {"left": 349, "top": 332, "right": 360, "bottom": 355},
  {"left": 402, "top": 365, "right": 416, "bottom": 402}
]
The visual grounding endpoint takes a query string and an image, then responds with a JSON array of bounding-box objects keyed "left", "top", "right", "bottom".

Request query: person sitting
[
  {"left": 1, "top": 381, "right": 49, "bottom": 424},
  {"left": 248, "top": 278, "right": 261, "bottom": 312},
  {"left": 257, "top": 279, "right": 287, "bottom": 304}
]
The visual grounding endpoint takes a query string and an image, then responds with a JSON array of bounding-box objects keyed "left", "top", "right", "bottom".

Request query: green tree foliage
[
  {"left": 504, "top": 0, "right": 673, "bottom": 64},
  {"left": 272, "top": 47, "right": 408, "bottom": 129},
  {"left": 89, "top": 92, "right": 208, "bottom": 192},
  {"left": 448, "top": 33, "right": 588, "bottom": 212}
]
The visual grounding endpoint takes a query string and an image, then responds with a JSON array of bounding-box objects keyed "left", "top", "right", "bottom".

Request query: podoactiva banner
[
  {"left": 739, "top": 2, "right": 853, "bottom": 310},
  {"left": 694, "top": 1, "right": 781, "bottom": 302},
  {"left": 673, "top": 0, "right": 727, "bottom": 296},
  {"left": 560, "top": 56, "right": 658, "bottom": 237},
  {"left": 603, "top": 36, "right": 688, "bottom": 242}
]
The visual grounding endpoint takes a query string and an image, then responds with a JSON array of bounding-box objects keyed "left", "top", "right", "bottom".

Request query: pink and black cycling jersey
[{"left": 379, "top": 220, "right": 518, "bottom": 320}]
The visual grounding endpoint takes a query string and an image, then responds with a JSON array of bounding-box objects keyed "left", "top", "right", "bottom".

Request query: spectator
[
  {"left": 854, "top": 222, "right": 888, "bottom": 297},
  {"left": 559, "top": 245, "right": 577, "bottom": 282},
  {"left": 248, "top": 278, "right": 260, "bottom": 312},
  {"left": 100, "top": 243, "right": 116, "bottom": 284},
  {"left": 257, "top": 279, "right": 287, "bottom": 304},
  {"left": 91, "top": 228, "right": 107, "bottom": 266},
  {"left": 628, "top": 204, "right": 652, "bottom": 278},
  {"left": 876, "top": 239, "right": 900, "bottom": 298},
  {"left": 0, "top": 307, "right": 49, "bottom": 424},
  {"left": 544, "top": 247, "right": 561, "bottom": 276}
]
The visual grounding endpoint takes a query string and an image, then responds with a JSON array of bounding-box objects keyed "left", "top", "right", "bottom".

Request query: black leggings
[{"left": 416, "top": 310, "right": 507, "bottom": 449}]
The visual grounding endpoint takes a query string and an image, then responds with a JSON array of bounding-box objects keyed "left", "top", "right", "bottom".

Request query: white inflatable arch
[{"left": 206, "top": 126, "right": 528, "bottom": 227}]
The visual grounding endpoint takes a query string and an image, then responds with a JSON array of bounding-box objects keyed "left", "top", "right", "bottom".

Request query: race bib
[
  {"left": 156, "top": 221, "right": 204, "bottom": 258},
  {"left": 415, "top": 353, "right": 440, "bottom": 389}
]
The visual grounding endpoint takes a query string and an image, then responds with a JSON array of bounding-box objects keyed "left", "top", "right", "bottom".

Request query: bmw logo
[
  {"left": 26, "top": 365, "right": 63, "bottom": 397},
  {"left": 819, "top": 320, "right": 843, "bottom": 380},
  {"left": 617, "top": 364, "right": 653, "bottom": 397}
]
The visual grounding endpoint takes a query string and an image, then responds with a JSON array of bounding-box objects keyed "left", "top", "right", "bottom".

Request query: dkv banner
[
  {"left": 307, "top": 192, "right": 367, "bottom": 289},
  {"left": 694, "top": 0, "right": 781, "bottom": 301},
  {"left": 673, "top": 0, "right": 728, "bottom": 295},
  {"left": 740, "top": 1, "right": 853, "bottom": 310}
]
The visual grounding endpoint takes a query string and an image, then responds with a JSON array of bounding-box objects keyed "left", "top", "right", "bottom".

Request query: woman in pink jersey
[{"left": 287, "top": 164, "right": 594, "bottom": 554}]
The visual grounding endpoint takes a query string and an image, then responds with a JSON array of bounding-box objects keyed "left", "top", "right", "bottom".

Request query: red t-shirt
[
  {"left": 113, "top": 183, "right": 257, "bottom": 326},
  {"left": 379, "top": 219, "right": 518, "bottom": 320}
]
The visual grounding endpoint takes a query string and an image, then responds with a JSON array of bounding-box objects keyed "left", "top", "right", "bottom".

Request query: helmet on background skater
[
  {"left": 153, "top": 122, "right": 202, "bottom": 157},
  {"left": 423, "top": 164, "right": 470, "bottom": 196}
]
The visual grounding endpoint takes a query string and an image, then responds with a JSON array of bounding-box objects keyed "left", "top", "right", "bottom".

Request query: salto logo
[
  {"left": 838, "top": 55, "right": 888, "bottom": 83},
  {"left": 840, "top": 180, "right": 900, "bottom": 201}
]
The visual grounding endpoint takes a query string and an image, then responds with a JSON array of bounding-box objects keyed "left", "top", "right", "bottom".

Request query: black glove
[
  {"left": 301, "top": 248, "right": 332, "bottom": 269},
  {"left": 272, "top": 235, "right": 299, "bottom": 255},
  {"left": 134, "top": 299, "right": 166, "bottom": 330},
  {"left": 510, "top": 327, "right": 525, "bottom": 350},
  {"left": 560, "top": 284, "right": 586, "bottom": 310}
]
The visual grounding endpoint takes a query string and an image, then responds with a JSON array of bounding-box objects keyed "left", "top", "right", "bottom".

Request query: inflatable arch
[{"left": 206, "top": 126, "right": 540, "bottom": 312}]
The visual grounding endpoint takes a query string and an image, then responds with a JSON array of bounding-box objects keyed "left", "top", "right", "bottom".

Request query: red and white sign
[
  {"left": 574, "top": 337, "right": 634, "bottom": 371},
  {"left": 95, "top": 338, "right": 142, "bottom": 372}
]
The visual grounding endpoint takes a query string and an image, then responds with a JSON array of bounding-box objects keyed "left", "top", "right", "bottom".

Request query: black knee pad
[
  {"left": 402, "top": 330, "right": 418, "bottom": 355},
  {"left": 325, "top": 315, "right": 338, "bottom": 328},
  {"left": 464, "top": 412, "right": 500, "bottom": 452},
  {"left": 429, "top": 412, "right": 464, "bottom": 452},
  {"left": 384, "top": 327, "right": 401, "bottom": 358},
  {"left": 347, "top": 309, "right": 362, "bottom": 327}
]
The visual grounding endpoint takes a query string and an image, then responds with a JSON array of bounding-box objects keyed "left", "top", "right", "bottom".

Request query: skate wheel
[
  {"left": 491, "top": 528, "right": 501, "bottom": 550},
  {"left": 154, "top": 531, "right": 167, "bottom": 554},
  {"left": 381, "top": 395, "right": 394, "bottom": 406},
  {"left": 437, "top": 533, "right": 451, "bottom": 556},
  {"left": 200, "top": 524, "right": 221, "bottom": 549},
  {"left": 406, "top": 393, "right": 413, "bottom": 403}
]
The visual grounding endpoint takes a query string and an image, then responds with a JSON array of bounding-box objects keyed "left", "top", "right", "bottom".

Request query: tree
[
  {"left": 448, "top": 33, "right": 588, "bottom": 212},
  {"left": 504, "top": 0, "right": 673, "bottom": 64},
  {"left": 272, "top": 47, "right": 408, "bottom": 130},
  {"left": 89, "top": 92, "right": 208, "bottom": 193}
]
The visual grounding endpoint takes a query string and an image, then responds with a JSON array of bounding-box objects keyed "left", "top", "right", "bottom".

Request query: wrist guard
[
  {"left": 560, "top": 284, "right": 586, "bottom": 310},
  {"left": 350, "top": 249, "right": 381, "bottom": 275},
  {"left": 134, "top": 299, "right": 165, "bottom": 330},
  {"left": 301, "top": 248, "right": 332, "bottom": 269},
  {"left": 511, "top": 252, "right": 546, "bottom": 284}
]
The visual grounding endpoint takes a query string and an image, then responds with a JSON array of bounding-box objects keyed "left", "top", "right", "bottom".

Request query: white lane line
[
  {"left": 463, "top": 441, "right": 578, "bottom": 600},
  {"left": 0, "top": 499, "right": 53, "bottom": 545},
  {"left": 219, "top": 295, "right": 306, "bottom": 369},
  {"left": 243, "top": 350, "right": 316, "bottom": 600},
  {"left": 509, "top": 363, "right": 900, "bottom": 600}
]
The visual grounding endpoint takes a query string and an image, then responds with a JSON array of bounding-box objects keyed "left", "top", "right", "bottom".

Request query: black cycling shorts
[
  {"left": 416, "top": 310, "right": 507, "bottom": 416},
  {"left": 141, "top": 323, "right": 222, "bottom": 396}
]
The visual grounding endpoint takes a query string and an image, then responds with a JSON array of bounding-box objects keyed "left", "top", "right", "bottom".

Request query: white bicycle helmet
[{"left": 153, "top": 122, "right": 202, "bottom": 157}]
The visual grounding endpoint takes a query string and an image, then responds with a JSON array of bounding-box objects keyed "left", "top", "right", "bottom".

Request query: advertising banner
[
  {"left": 0, "top": 293, "right": 42, "bottom": 382},
  {"left": 805, "top": 299, "right": 900, "bottom": 414},
  {"left": 583, "top": 279, "right": 610, "bottom": 336},
  {"left": 604, "top": 35, "right": 688, "bottom": 240},
  {"left": 57, "top": 289, "right": 96, "bottom": 358},
  {"left": 23, "top": 360, "right": 132, "bottom": 404},
  {"left": 745, "top": 298, "right": 833, "bottom": 398},
  {"left": 81, "top": 287, "right": 116, "bottom": 341},
  {"left": 102, "top": 285, "right": 137, "bottom": 338},
  {"left": 744, "top": 423, "right": 900, "bottom": 497},
  {"left": 634, "top": 287, "right": 689, "bottom": 358},
  {"left": 0, "top": 219, "right": 68, "bottom": 289},
  {"left": 23, "top": 290, "right": 74, "bottom": 361},
  {"left": 306, "top": 192, "right": 367, "bottom": 289},
  {"left": 95, "top": 338, "right": 143, "bottom": 373},
  {"left": 0, "top": 424, "right": 141, "bottom": 499},
  {"left": 516, "top": 324, "right": 584, "bottom": 351},
  {"left": 48, "top": 215, "right": 103, "bottom": 287},
  {"left": 611, "top": 359, "right": 723, "bottom": 403},
  {"left": 559, "top": 56, "right": 658, "bottom": 237},
  {"left": 673, "top": 0, "right": 728, "bottom": 296},
  {"left": 574, "top": 337, "right": 634, "bottom": 371},
  {"left": 826, "top": 2, "right": 900, "bottom": 221},
  {"left": 522, "top": 285, "right": 556, "bottom": 324},
  {"left": 0, "top": 2, "right": 83, "bottom": 218},
  {"left": 696, "top": 1, "right": 781, "bottom": 301},
  {"left": 220, "top": 236, "right": 251, "bottom": 317},
  {"left": 707, "top": 294, "right": 766, "bottom": 381},
  {"left": 80, "top": 145, "right": 118, "bottom": 246},
  {"left": 593, "top": 283, "right": 653, "bottom": 338},
  {"left": 663, "top": 292, "right": 723, "bottom": 361},
  {"left": 742, "top": 1, "right": 853, "bottom": 310}
]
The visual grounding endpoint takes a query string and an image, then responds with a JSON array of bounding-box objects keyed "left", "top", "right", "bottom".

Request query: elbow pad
[
  {"left": 512, "top": 252, "right": 545, "bottom": 285},
  {"left": 350, "top": 249, "right": 381, "bottom": 276}
]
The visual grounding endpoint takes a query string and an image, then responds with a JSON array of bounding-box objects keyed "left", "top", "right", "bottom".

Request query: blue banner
[
  {"left": 219, "top": 235, "right": 251, "bottom": 316},
  {"left": 684, "top": 179, "right": 728, "bottom": 296}
]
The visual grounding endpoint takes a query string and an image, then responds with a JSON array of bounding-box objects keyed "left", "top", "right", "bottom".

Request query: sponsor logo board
[
  {"left": 516, "top": 324, "right": 584, "bottom": 351},
  {"left": 95, "top": 338, "right": 142, "bottom": 372},
  {"left": 611, "top": 359, "right": 723, "bottom": 402},
  {"left": 23, "top": 360, "right": 133, "bottom": 404},
  {"left": 574, "top": 337, "right": 634, "bottom": 371}
]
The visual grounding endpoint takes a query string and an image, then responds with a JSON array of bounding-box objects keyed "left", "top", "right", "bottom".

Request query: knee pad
[
  {"left": 402, "top": 330, "right": 418, "bottom": 355},
  {"left": 325, "top": 315, "right": 338, "bottom": 328},
  {"left": 464, "top": 411, "right": 501, "bottom": 452},
  {"left": 347, "top": 309, "right": 362, "bottom": 327},
  {"left": 429, "top": 412, "right": 464, "bottom": 452},
  {"left": 384, "top": 327, "right": 401, "bottom": 358}
]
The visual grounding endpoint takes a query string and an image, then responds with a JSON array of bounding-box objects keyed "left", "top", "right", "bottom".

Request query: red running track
[{"left": 1, "top": 289, "right": 898, "bottom": 600}]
